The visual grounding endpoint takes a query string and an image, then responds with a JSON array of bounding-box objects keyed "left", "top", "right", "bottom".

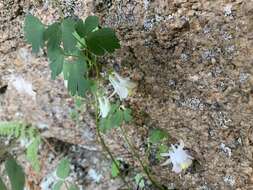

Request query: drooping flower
[
  {"left": 98, "top": 96, "right": 110, "bottom": 118},
  {"left": 109, "top": 72, "right": 136, "bottom": 100},
  {"left": 161, "top": 140, "right": 193, "bottom": 173}
]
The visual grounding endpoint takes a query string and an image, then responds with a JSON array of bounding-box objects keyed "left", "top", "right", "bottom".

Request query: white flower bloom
[
  {"left": 98, "top": 96, "right": 110, "bottom": 118},
  {"left": 161, "top": 140, "right": 193, "bottom": 173},
  {"left": 109, "top": 72, "right": 136, "bottom": 100}
]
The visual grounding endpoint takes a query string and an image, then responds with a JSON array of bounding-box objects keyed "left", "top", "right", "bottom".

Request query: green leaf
[
  {"left": 45, "top": 22, "right": 62, "bottom": 50},
  {"left": 86, "top": 28, "right": 120, "bottom": 55},
  {"left": 63, "top": 55, "right": 90, "bottom": 96},
  {"left": 56, "top": 158, "right": 70, "bottom": 179},
  {"left": 24, "top": 15, "right": 45, "bottom": 53},
  {"left": 44, "top": 23, "right": 64, "bottom": 79},
  {"left": 99, "top": 117, "right": 112, "bottom": 133},
  {"left": 134, "top": 174, "right": 145, "bottom": 188},
  {"left": 149, "top": 129, "right": 168, "bottom": 144},
  {"left": 76, "top": 16, "right": 99, "bottom": 37},
  {"left": 26, "top": 136, "right": 41, "bottom": 172},
  {"left": 69, "top": 184, "right": 79, "bottom": 190},
  {"left": 5, "top": 158, "right": 25, "bottom": 190},
  {"left": 61, "top": 18, "right": 77, "bottom": 52},
  {"left": 111, "top": 109, "right": 123, "bottom": 127},
  {"left": 111, "top": 160, "right": 120, "bottom": 178},
  {"left": 73, "top": 31, "right": 86, "bottom": 49},
  {"left": 48, "top": 47, "right": 64, "bottom": 79},
  {"left": 53, "top": 180, "right": 64, "bottom": 190},
  {"left": 156, "top": 144, "right": 169, "bottom": 160},
  {"left": 123, "top": 108, "right": 132, "bottom": 123},
  {"left": 99, "top": 103, "right": 130, "bottom": 133},
  {"left": 0, "top": 177, "right": 7, "bottom": 190}
]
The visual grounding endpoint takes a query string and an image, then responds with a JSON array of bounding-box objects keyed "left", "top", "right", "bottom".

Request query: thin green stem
[
  {"left": 119, "top": 126, "right": 165, "bottom": 190},
  {"left": 94, "top": 95, "right": 131, "bottom": 190}
]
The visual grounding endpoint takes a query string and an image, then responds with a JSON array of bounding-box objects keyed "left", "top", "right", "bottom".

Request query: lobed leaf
[
  {"left": 86, "top": 28, "right": 120, "bottom": 55},
  {"left": 45, "top": 22, "right": 62, "bottom": 50},
  {"left": 61, "top": 18, "right": 77, "bottom": 52},
  {"left": 24, "top": 15, "right": 45, "bottom": 53},
  {"left": 48, "top": 47, "right": 64, "bottom": 79},
  {"left": 76, "top": 16, "right": 99, "bottom": 37},
  {"left": 63, "top": 55, "right": 91, "bottom": 96}
]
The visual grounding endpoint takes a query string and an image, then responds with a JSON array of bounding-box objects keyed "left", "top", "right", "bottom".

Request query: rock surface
[{"left": 1, "top": 0, "right": 253, "bottom": 189}]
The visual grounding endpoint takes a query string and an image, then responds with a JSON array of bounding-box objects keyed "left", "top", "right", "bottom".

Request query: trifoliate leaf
[
  {"left": 5, "top": 158, "right": 25, "bottom": 190},
  {"left": 48, "top": 47, "right": 64, "bottom": 79},
  {"left": 0, "top": 177, "right": 7, "bottom": 190},
  {"left": 24, "top": 15, "right": 45, "bottom": 53},
  {"left": 111, "top": 160, "right": 120, "bottom": 178},
  {"left": 63, "top": 55, "right": 90, "bottom": 96},
  {"left": 56, "top": 158, "right": 70, "bottom": 179},
  {"left": 61, "top": 18, "right": 77, "bottom": 52},
  {"left": 76, "top": 16, "right": 99, "bottom": 37},
  {"left": 149, "top": 129, "right": 168, "bottom": 144},
  {"left": 86, "top": 28, "right": 120, "bottom": 55},
  {"left": 53, "top": 181, "right": 64, "bottom": 190},
  {"left": 45, "top": 22, "right": 62, "bottom": 50}
]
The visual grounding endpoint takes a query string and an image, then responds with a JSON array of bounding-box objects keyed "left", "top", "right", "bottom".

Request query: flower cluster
[
  {"left": 98, "top": 72, "right": 136, "bottom": 118},
  {"left": 109, "top": 72, "right": 137, "bottom": 100}
]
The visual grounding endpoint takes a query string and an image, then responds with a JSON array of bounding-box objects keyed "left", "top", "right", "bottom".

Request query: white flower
[
  {"left": 109, "top": 72, "right": 136, "bottom": 100},
  {"left": 161, "top": 140, "right": 193, "bottom": 173},
  {"left": 98, "top": 96, "right": 110, "bottom": 118}
]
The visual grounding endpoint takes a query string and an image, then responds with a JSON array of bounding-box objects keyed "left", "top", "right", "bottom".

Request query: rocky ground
[{"left": 1, "top": 0, "right": 253, "bottom": 190}]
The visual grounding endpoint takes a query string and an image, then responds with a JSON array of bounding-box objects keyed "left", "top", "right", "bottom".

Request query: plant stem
[
  {"left": 119, "top": 126, "right": 166, "bottom": 190},
  {"left": 94, "top": 96, "right": 131, "bottom": 190}
]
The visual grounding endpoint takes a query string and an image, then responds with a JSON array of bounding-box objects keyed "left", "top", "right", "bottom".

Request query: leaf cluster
[
  {"left": 99, "top": 103, "right": 132, "bottom": 133},
  {"left": 24, "top": 15, "right": 120, "bottom": 97},
  {"left": 0, "top": 121, "right": 41, "bottom": 171}
]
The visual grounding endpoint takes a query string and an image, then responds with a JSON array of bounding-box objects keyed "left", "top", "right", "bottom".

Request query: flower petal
[
  {"left": 172, "top": 164, "right": 182, "bottom": 173},
  {"left": 98, "top": 96, "right": 110, "bottom": 118},
  {"left": 161, "top": 159, "right": 171, "bottom": 166}
]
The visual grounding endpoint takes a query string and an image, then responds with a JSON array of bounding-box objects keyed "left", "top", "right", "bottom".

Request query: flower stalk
[{"left": 119, "top": 125, "right": 166, "bottom": 190}]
